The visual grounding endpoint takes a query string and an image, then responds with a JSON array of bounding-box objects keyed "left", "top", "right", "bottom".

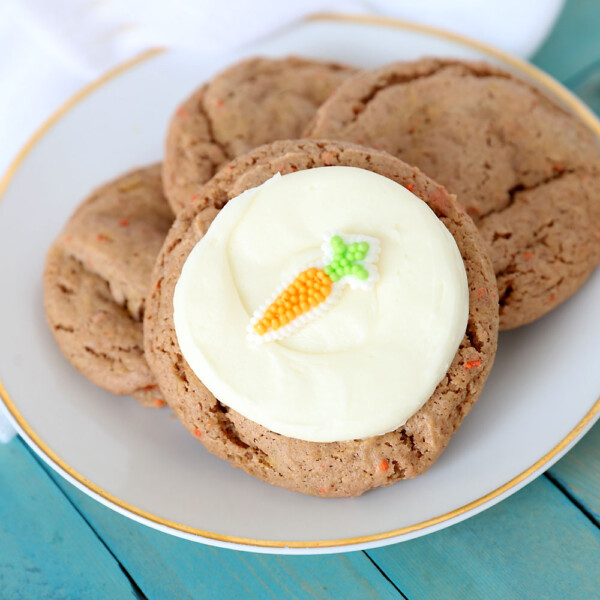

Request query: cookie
[
  {"left": 163, "top": 56, "right": 357, "bottom": 213},
  {"left": 44, "top": 165, "right": 174, "bottom": 407},
  {"left": 305, "top": 59, "right": 600, "bottom": 329},
  {"left": 144, "top": 140, "right": 499, "bottom": 497}
]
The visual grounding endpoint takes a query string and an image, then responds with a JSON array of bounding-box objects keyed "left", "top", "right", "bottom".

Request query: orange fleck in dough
[
  {"left": 465, "top": 359, "right": 482, "bottom": 370},
  {"left": 378, "top": 459, "right": 389, "bottom": 472}
]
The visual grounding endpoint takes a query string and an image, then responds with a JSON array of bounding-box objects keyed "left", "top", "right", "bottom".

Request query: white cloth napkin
[{"left": 0, "top": 0, "right": 563, "bottom": 442}]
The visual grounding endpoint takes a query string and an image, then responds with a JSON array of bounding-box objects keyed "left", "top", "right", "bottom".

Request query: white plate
[{"left": 1, "top": 15, "right": 599, "bottom": 555}]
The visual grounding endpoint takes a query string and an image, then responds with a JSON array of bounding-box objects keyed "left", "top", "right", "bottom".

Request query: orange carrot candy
[{"left": 247, "top": 232, "right": 380, "bottom": 344}]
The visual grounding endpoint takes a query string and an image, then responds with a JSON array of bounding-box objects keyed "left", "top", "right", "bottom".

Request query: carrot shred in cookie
[
  {"left": 465, "top": 359, "right": 482, "bottom": 370},
  {"left": 154, "top": 399, "right": 166, "bottom": 407},
  {"left": 119, "top": 218, "right": 129, "bottom": 227},
  {"left": 378, "top": 459, "right": 389, "bottom": 472},
  {"left": 193, "top": 427, "right": 202, "bottom": 438}
]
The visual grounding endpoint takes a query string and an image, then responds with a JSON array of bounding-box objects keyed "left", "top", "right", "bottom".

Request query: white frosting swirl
[{"left": 174, "top": 167, "right": 469, "bottom": 442}]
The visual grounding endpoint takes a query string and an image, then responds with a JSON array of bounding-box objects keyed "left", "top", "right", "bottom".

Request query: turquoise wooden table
[{"left": 2, "top": 1, "right": 600, "bottom": 598}]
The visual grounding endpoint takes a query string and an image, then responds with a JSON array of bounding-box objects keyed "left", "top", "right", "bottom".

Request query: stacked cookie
[
  {"left": 44, "top": 55, "right": 600, "bottom": 497},
  {"left": 44, "top": 165, "right": 172, "bottom": 407},
  {"left": 304, "top": 58, "right": 600, "bottom": 330}
]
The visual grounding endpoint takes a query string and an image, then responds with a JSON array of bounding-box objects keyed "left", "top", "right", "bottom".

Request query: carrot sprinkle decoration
[
  {"left": 247, "top": 232, "right": 380, "bottom": 344},
  {"left": 465, "top": 359, "right": 482, "bottom": 370}
]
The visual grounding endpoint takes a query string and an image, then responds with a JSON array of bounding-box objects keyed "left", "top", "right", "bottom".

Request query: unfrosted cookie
[
  {"left": 305, "top": 59, "right": 600, "bottom": 329},
  {"left": 144, "top": 140, "right": 499, "bottom": 497},
  {"left": 44, "top": 165, "right": 173, "bottom": 407},
  {"left": 163, "top": 56, "right": 357, "bottom": 213}
]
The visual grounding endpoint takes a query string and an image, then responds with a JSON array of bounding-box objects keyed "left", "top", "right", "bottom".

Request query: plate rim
[{"left": 1, "top": 13, "right": 599, "bottom": 551}]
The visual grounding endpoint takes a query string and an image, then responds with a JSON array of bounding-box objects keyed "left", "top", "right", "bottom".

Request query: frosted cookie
[
  {"left": 144, "top": 140, "right": 498, "bottom": 497},
  {"left": 163, "top": 56, "right": 357, "bottom": 213},
  {"left": 44, "top": 165, "right": 173, "bottom": 407},
  {"left": 305, "top": 59, "right": 600, "bottom": 329}
]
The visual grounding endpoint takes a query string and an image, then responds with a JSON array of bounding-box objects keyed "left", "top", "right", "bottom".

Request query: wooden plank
[
  {"left": 43, "top": 464, "right": 401, "bottom": 600},
  {"left": 532, "top": 0, "right": 600, "bottom": 83},
  {"left": 0, "top": 438, "right": 139, "bottom": 600},
  {"left": 548, "top": 421, "right": 600, "bottom": 524},
  {"left": 367, "top": 476, "right": 600, "bottom": 600}
]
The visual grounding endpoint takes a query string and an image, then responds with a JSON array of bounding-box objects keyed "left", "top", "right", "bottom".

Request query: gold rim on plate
[{"left": 1, "top": 14, "right": 599, "bottom": 550}]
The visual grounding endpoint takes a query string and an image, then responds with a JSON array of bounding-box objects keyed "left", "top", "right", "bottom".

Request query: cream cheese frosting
[{"left": 173, "top": 167, "right": 469, "bottom": 442}]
